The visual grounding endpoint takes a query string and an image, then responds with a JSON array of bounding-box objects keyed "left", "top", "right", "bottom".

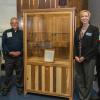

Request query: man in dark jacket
[{"left": 1, "top": 17, "right": 23, "bottom": 96}]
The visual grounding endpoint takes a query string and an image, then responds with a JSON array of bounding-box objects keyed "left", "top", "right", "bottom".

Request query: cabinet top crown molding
[{"left": 22, "top": 7, "right": 76, "bottom": 13}]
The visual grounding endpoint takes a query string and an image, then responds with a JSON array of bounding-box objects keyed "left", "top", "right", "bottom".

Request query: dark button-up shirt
[{"left": 2, "top": 28, "right": 23, "bottom": 56}]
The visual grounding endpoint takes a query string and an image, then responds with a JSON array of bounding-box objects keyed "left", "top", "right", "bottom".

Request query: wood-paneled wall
[
  {"left": 17, "top": 0, "right": 61, "bottom": 17},
  {"left": 17, "top": 0, "right": 88, "bottom": 27}
]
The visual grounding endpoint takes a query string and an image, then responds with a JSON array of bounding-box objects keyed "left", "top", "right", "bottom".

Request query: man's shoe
[{"left": 0, "top": 89, "right": 9, "bottom": 96}]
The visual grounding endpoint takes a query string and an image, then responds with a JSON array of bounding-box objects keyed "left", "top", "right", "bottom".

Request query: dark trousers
[
  {"left": 96, "top": 53, "right": 100, "bottom": 94},
  {"left": 3, "top": 56, "right": 23, "bottom": 90},
  {"left": 75, "top": 59, "right": 95, "bottom": 100}
]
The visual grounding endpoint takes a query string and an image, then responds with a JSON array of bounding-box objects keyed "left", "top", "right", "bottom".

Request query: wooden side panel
[
  {"left": 31, "top": 65, "right": 35, "bottom": 90},
  {"left": 66, "top": 68, "right": 71, "bottom": 92},
  {"left": 17, "top": 0, "right": 22, "bottom": 17},
  {"left": 30, "top": 0, "right": 34, "bottom": 9},
  {"left": 38, "top": 66, "right": 42, "bottom": 90},
  {"left": 45, "top": 66, "right": 50, "bottom": 91},
  {"left": 56, "top": 67, "right": 62, "bottom": 94},
  {"left": 35, "top": 66, "right": 39, "bottom": 90},
  {"left": 61, "top": 67, "right": 67, "bottom": 94},
  {"left": 56, "top": 0, "right": 59, "bottom": 8},
  {"left": 53, "top": 67, "right": 56, "bottom": 92},
  {"left": 38, "top": 0, "right": 45, "bottom": 8},
  {"left": 33, "top": 0, "right": 39, "bottom": 8},
  {"left": 68, "top": 0, "right": 73, "bottom": 7},
  {"left": 45, "top": 0, "right": 50, "bottom": 8},
  {"left": 26, "top": 65, "right": 31, "bottom": 89},
  {"left": 42, "top": 66, "right": 45, "bottom": 91},
  {"left": 50, "top": 0, "right": 56, "bottom": 8},
  {"left": 50, "top": 67, "right": 53, "bottom": 92},
  {"left": 22, "top": 0, "right": 30, "bottom": 9}
]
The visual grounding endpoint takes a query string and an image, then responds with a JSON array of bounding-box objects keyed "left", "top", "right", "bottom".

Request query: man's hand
[
  {"left": 75, "top": 56, "right": 80, "bottom": 63},
  {"left": 75, "top": 56, "right": 85, "bottom": 63},
  {"left": 9, "top": 51, "right": 21, "bottom": 57}
]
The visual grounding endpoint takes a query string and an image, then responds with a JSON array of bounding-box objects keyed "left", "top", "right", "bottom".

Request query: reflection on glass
[{"left": 27, "top": 14, "right": 70, "bottom": 60}]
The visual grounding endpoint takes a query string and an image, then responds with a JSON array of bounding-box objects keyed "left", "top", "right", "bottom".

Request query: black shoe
[
  {"left": 17, "top": 88, "right": 23, "bottom": 95},
  {"left": 1, "top": 89, "right": 9, "bottom": 96}
]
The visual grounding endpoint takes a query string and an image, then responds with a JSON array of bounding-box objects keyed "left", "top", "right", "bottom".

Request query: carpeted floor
[
  {"left": 0, "top": 76, "right": 67, "bottom": 100},
  {"left": 0, "top": 76, "right": 98, "bottom": 100},
  {"left": 0, "top": 86, "right": 67, "bottom": 100}
]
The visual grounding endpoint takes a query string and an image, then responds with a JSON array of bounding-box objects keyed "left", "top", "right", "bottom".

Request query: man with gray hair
[{"left": 1, "top": 17, "right": 23, "bottom": 96}]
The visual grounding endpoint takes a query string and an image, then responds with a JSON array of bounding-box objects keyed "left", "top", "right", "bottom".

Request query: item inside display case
[{"left": 44, "top": 49, "right": 55, "bottom": 62}]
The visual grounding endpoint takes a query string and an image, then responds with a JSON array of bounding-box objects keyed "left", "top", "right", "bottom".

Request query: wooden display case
[{"left": 23, "top": 8, "right": 75, "bottom": 100}]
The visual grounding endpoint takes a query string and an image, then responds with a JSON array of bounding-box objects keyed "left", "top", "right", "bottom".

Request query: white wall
[
  {"left": 0, "top": 0, "right": 17, "bottom": 32},
  {"left": 88, "top": 0, "right": 100, "bottom": 30},
  {"left": 0, "top": 0, "right": 16, "bottom": 50},
  {"left": 0, "top": 0, "right": 17, "bottom": 76}
]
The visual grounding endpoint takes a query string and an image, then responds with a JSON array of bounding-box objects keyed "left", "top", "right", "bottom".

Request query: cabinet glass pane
[{"left": 27, "top": 13, "right": 71, "bottom": 60}]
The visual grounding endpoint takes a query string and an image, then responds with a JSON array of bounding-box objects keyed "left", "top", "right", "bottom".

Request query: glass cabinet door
[{"left": 25, "top": 12, "right": 72, "bottom": 61}]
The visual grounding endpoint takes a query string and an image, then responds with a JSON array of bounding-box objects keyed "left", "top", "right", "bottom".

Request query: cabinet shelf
[{"left": 27, "top": 57, "right": 70, "bottom": 67}]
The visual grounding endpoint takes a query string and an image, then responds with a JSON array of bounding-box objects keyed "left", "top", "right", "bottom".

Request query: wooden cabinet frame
[{"left": 23, "top": 8, "right": 75, "bottom": 100}]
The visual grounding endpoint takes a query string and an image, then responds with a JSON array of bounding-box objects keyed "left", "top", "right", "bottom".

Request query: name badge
[
  {"left": 7, "top": 32, "right": 12, "bottom": 37},
  {"left": 86, "top": 32, "right": 92, "bottom": 36}
]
